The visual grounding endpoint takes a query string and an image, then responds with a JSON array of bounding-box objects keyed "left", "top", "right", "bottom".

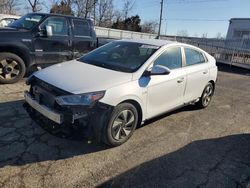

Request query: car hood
[
  {"left": 33, "top": 60, "right": 133, "bottom": 94},
  {"left": 0, "top": 27, "right": 24, "bottom": 32},
  {"left": 0, "top": 27, "right": 31, "bottom": 39}
]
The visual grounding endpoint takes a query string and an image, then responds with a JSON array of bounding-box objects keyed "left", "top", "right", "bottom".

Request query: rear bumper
[{"left": 23, "top": 92, "right": 113, "bottom": 140}]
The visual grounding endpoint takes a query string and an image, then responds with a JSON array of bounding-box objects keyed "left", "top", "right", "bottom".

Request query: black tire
[
  {"left": 0, "top": 53, "right": 26, "bottom": 84},
  {"left": 197, "top": 82, "right": 214, "bottom": 108},
  {"left": 103, "top": 103, "right": 139, "bottom": 147}
]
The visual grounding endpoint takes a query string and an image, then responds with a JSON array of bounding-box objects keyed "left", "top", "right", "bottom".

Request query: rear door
[
  {"left": 183, "top": 47, "right": 210, "bottom": 103},
  {"left": 72, "top": 19, "right": 95, "bottom": 58},
  {"left": 34, "top": 16, "right": 72, "bottom": 65},
  {"left": 146, "top": 46, "right": 187, "bottom": 118}
]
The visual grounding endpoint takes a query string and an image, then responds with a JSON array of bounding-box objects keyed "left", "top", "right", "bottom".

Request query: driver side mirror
[
  {"left": 37, "top": 25, "right": 53, "bottom": 37},
  {"left": 45, "top": 25, "right": 53, "bottom": 37},
  {"left": 144, "top": 65, "right": 171, "bottom": 76}
]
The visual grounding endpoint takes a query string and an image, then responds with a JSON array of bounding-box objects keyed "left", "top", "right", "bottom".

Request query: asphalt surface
[{"left": 0, "top": 64, "right": 250, "bottom": 188}]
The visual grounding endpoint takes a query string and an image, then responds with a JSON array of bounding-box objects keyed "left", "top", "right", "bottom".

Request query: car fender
[
  {"left": 0, "top": 43, "right": 33, "bottom": 67},
  {"left": 100, "top": 80, "right": 146, "bottom": 121}
]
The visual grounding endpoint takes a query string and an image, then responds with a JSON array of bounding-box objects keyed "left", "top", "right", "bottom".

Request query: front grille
[
  {"left": 31, "top": 77, "right": 70, "bottom": 96},
  {"left": 29, "top": 77, "right": 70, "bottom": 108}
]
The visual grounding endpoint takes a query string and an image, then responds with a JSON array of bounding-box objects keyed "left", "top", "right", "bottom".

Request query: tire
[
  {"left": 103, "top": 103, "right": 139, "bottom": 147},
  {"left": 0, "top": 53, "right": 26, "bottom": 84},
  {"left": 197, "top": 82, "right": 214, "bottom": 108}
]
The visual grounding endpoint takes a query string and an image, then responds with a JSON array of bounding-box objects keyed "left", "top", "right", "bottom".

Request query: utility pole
[
  {"left": 157, "top": 0, "right": 164, "bottom": 39},
  {"left": 93, "top": 0, "right": 98, "bottom": 26}
]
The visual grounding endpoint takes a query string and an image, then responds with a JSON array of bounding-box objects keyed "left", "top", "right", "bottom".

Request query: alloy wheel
[
  {"left": 111, "top": 110, "right": 135, "bottom": 141},
  {"left": 0, "top": 59, "right": 20, "bottom": 80},
  {"left": 202, "top": 84, "right": 213, "bottom": 107}
]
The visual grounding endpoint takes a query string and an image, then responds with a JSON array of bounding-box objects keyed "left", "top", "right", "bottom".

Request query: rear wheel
[
  {"left": 103, "top": 103, "right": 139, "bottom": 147},
  {"left": 0, "top": 53, "right": 26, "bottom": 84},
  {"left": 197, "top": 82, "right": 214, "bottom": 108}
]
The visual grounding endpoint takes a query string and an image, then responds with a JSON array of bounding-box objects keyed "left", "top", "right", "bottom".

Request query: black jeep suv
[{"left": 0, "top": 13, "right": 97, "bottom": 84}]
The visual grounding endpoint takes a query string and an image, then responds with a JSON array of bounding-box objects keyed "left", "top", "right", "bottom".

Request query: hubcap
[
  {"left": 0, "top": 59, "right": 20, "bottom": 80},
  {"left": 202, "top": 85, "right": 213, "bottom": 106},
  {"left": 111, "top": 110, "right": 135, "bottom": 141}
]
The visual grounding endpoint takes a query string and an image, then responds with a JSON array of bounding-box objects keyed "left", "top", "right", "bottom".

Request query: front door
[
  {"left": 33, "top": 16, "right": 72, "bottom": 65},
  {"left": 146, "top": 47, "right": 186, "bottom": 119}
]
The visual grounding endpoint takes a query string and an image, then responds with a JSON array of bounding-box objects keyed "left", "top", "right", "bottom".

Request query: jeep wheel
[{"left": 0, "top": 53, "right": 26, "bottom": 84}]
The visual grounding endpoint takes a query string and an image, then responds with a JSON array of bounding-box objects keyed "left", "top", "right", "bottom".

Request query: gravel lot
[{"left": 0, "top": 64, "right": 250, "bottom": 188}]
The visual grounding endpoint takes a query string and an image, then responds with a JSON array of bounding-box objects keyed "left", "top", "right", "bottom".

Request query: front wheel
[
  {"left": 0, "top": 53, "right": 26, "bottom": 84},
  {"left": 103, "top": 103, "right": 139, "bottom": 147},
  {"left": 197, "top": 82, "right": 214, "bottom": 108}
]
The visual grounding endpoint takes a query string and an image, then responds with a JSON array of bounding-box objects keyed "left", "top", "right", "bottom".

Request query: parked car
[
  {"left": 0, "top": 14, "right": 20, "bottom": 27},
  {"left": 24, "top": 39, "right": 218, "bottom": 146},
  {"left": 0, "top": 13, "right": 97, "bottom": 84}
]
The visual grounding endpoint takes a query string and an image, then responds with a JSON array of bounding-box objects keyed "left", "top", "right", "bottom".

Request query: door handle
[
  {"left": 203, "top": 70, "right": 208, "bottom": 74},
  {"left": 68, "top": 40, "right": 72, "bottom": 47},
  {"left": 177, "top": 78, "right": 184, "bottom": 83}
]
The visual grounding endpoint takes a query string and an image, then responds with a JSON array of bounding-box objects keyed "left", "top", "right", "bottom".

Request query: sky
[
  {"left": 19, "top": 0, "right": 250, "bottom": 38},
  {"left": 114, "top": 0, "right": 250, "bottom": 38}
]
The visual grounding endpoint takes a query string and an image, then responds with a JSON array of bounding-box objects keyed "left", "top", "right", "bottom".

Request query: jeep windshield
[
  {"left": 79, "top": 41, "right": 159, "bottom": 73},
  {"left": 9, "top": 14, "right": 44, "bottom": 30}
]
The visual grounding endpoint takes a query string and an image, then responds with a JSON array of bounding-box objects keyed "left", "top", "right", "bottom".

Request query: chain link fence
[
  {"left": 95, "top": 26, "right": 250, "bottom": 69},
  {"left": 162, "top": 36, "right": 250, "bottom": 69}
]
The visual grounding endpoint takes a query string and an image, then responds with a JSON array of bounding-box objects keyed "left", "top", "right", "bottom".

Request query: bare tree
[
  {"left": 50, "top": 0, "right": 74, "bottom": 15},
  {"left": 27, "top": 0, "right": 43, "bottom": 12},
  {"left": 215, "top": 32, "right": 222, "bottom": 39},
  {"left": 0, "top": 0, "right": 19, "bottom": 14},
  {"left": 122, "top": 0, "right": 135, "bottom": 19},
  {"left": 177, "top": 30, "right": 189, "bottom": 37},
  {"left": 141, "top": 21, "right": 158, "bottom": 34},
  {"left": 96, "top": 0, "right": 114, "bottom": 27},
  {"left": 202, "top": 33, "right": 208, "bottom": 38},
  {"left": 74, "top": 0, "right": 95, "bottom": 18},
  {"left": 48, "top": 0, "right": 73, "bottom": 12}
]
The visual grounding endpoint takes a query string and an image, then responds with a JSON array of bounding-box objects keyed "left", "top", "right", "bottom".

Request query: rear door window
[{"left": 73, "top": 19, "right": 91, "bottom": 37}]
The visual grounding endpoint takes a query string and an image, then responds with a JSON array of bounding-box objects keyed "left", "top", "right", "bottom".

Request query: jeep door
[
  {"left": 72, "top": 19, "right": 95, "bottom": 58},
  {"left": 146, "top": 46, "right": 187, "bottom": 119},
  {"left": 34, "top": 16, "right": 72, "bottom": 65}
]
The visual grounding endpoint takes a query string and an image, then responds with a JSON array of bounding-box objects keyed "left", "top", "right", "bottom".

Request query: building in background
[{"left": 226, "top": 18, "right": 250, "bottom": 40}]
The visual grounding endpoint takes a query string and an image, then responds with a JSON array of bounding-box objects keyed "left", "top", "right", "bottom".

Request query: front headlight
[{"left": 55, "top": 91, "right": 105, "bottom": 106}]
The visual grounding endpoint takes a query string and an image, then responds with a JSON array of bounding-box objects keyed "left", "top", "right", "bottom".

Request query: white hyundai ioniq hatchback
[{"left": 24, "top": 39, "right": 217, "bottom": 146}]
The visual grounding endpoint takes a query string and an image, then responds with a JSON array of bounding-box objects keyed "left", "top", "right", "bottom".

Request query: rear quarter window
[{"left": 185, "top": 48, "right": 206, "bottom": 66}]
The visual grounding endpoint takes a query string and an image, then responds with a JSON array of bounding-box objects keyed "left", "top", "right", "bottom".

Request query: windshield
[
  {"left": 79, "top": 41, "right": 159, "bottom": 73},
  {"left": 9, "top": 14, "right": 44, "bottom": 30}
]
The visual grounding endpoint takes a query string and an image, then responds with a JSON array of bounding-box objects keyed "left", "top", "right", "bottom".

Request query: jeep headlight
[{"left": 55, "top": 91, "right": 105, "bottom": 106}]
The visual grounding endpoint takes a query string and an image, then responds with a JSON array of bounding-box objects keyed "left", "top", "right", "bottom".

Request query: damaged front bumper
[
  {"left": 23, "top": 91, "right": 113, "bottom": 141},
  {"left": 25, "top": 92, "right": 63, "bottom": 124}
]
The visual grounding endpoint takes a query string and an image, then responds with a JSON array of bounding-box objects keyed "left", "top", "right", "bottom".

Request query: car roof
[{"left": 120, "top": 38, "right": 178, "bottom": 47}]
